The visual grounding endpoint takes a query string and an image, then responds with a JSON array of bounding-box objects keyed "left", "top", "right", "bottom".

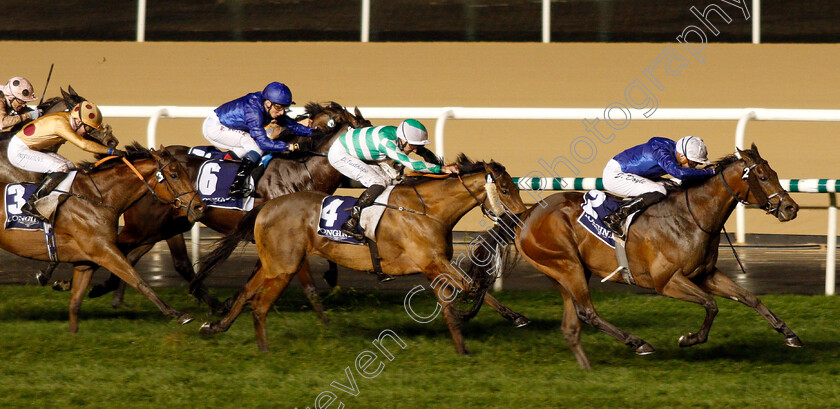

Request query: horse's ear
[
  {"left": 60, "top": 87, "right": 72, "bottom": 103},
  {"left": 750, "top": 143, "right": 760, "bottom": 157},
  {"left": 68, "top": 85, "right": 78, "bottom": 96},
  {"left": 354, "top": 107, "right": 362, "bottom": 118}
]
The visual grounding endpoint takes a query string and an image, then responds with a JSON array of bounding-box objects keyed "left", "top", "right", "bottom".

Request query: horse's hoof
[
  {"left": 785, "top": 336, "right": 804, "bottom": 348},
  {"left": 51, "top": 280, "right": 71, "bottom": 292},
  {"left": 177, "top": 314, "right": 194, "bottom": 326},
  {"left": 678, "top": 333, "right": 694, "bottom": 347},
  {"left": 513, "top": 316, "right": 531, "bottom": 328},
  {"left": 199, "top": 322, "right": 216, "bottom": 335},
  {"left": 36, "top": 272, "right": 50, "bottom": 287},
  {"left": 636, "top": 343, "right": 656, "bottom": 355},
  {"left": 87, "top": 284, "right": 108, "bottom": 298}
]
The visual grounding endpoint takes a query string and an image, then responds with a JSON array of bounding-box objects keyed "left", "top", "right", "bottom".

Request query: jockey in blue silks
[
  {"left": 602, "top": 136, "right": 715, "bottom": 236},
  {"left": 202, "top": 82, "right": 317, "bottom": 198}
]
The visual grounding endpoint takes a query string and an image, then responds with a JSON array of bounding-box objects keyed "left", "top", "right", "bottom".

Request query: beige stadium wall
[{"left": 3, "top": 41, "right": 839, "bottom": 235}]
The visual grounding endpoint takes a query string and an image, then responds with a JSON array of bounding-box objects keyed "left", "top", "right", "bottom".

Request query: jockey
[
  {"left": 0, "top": 77, "right": 41, "bottom": 133},
  {"left": 602, "top": 136, "right": 715, "bottom": 237},
  {"left": 7, "top": 100, "right": 126, "bottom": 222},
  {"left": 327, "top": 119, "right": 459, "bottom": 240},
  {"left": 202, "top": 81, "right": 318, "bottom": 198}
]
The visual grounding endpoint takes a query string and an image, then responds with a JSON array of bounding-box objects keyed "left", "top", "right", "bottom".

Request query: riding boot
[
  {"left": 21, "top": 172, "right": 68, "bottom": 222},
  {"left": 603, "top": 191, "right": 666, "bottom": 237},
  {"left": 341, "top": 184, "right": 386, "bottom": 240},
  {"left": 228, "top": 157, "right": 258, "bottom": 198}
]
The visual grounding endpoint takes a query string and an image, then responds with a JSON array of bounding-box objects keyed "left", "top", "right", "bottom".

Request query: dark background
[{"left": 3, "top": 1, "right": 838, "bottom": 43}]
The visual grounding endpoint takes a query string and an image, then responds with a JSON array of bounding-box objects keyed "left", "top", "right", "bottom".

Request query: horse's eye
[
  {"left": 501, "top": 189, "right": 509, "bottom": 195},
  {"left": 760, "top": 176, "right": 767, "bottom": 182},
  {"left": 170, "top": 173, "right": 178, "bottom": 179}
]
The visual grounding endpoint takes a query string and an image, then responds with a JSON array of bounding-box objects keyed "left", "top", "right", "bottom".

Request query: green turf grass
[{"left": 0, "top": 285, "right": 838, "bottom": 408}]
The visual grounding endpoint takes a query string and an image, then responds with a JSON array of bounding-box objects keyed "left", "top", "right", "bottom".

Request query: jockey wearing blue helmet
[{"left": 202, "top": 81, "right": 317, "bottom": 198}]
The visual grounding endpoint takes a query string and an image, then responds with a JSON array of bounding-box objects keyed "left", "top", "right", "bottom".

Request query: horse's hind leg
[
  {"left": 68, "top": 264, "right": 95, "bottom": 333},
  {"left": 530, "top": 256, "right": 654, "bottom": 359},
  {"left": 698, "top": 268, "right": 802, "bottom": 347},
  {"left": 296, "top": 261, "right": 328, "bottom": 324},
  {"left": 483, "top": 294, "right": 530, "bottom": 327},
  {"left": 201, "top": 264, "right": 267, "bottom": 335},
  {"left": 658, "top": 273, "right": 718, "bottom": 347},
  {"left": 252, "top": 265, "right": 297, "bottom": 352}
]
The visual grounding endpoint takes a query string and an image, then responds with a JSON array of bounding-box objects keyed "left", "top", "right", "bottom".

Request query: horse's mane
[
  {"left": 401, "top": 153, "right": 504, "bottom": 186},
  {"left": 80, "top": 142, "right": 154, "bottom": 173},
  {"left": 676, "top": 149, "right": 757, "bottom": 190}
]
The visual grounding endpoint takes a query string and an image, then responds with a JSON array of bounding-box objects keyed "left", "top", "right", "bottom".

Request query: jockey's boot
[
  {"left": 21, "top": 172, "right": 68, "bottom": 222},
  {"left": 603, "top": 191, "right": 666, "bottom": 237},
  {"left": 228, "top": 156, "right": 258, "bottom": 198},
  {"left": 341, "top": 184, "right": 386, "bottom": 241}
]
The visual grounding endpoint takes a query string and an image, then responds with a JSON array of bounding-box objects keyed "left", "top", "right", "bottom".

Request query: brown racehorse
[
  {"left": 0, "top": 143, "right": 204, "bottom": 332},
  {"left": 87, "top": 102, "right": 372, "bottom": 315},
  {"left": 488, "top": 144, "right": 801, "bottom": 369},
  {"left": 192, "top": 155, "right": 528, "bottom": 353}
]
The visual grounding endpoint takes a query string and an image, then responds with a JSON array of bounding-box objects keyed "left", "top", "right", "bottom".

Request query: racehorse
[
  {"left": 486, "top": 144, "right": 801, "bottom": 369},
  {"left": 0, "top": 86, "right": 119, "bottom": 184},
  {"left": 192, "top": 155, "right": 528, "bottom": 354},
  {"left": 0, "top": 143, "right": 204, "bottom": 332},
  {"left": 86, "top": 102, "right": 372, "bottom": 315}
]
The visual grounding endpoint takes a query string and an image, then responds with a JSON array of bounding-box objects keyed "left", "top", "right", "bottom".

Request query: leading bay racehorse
[
  {"left": 486, "top": 144, "right": 801, "bottom": 369},
  {"left": 192, "top": 155, "right": 528, "bottom": 353},
  {"left": 0, "top": 144, "right": 204, "bottom": 331}
]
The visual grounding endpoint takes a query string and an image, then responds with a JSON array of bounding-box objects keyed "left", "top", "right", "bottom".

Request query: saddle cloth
[
  {"left": 5, "top": 171, "right": 78, "bottom": 231},
  {"left": 188, "top": 145, "right": 237, "bottom": 161},
  {"left": 195, "top": 159, "right": 255, "bottom": 211},
  {"left": 317, "top": 186, "right": 394, "bottom": 245},
  {"left": 577, "top": 190, "right": 622, "bottom": 248}
]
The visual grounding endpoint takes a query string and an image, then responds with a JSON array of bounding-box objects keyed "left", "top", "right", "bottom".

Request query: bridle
[
  {"left": 686, "top": 151, "right": 787, "bottom": 234},
  {"left": 459, "top": 172, "right": 504, "bottom": 222},
  {"left": 117, "top": 156, "right": 198, "bottom": 210}
]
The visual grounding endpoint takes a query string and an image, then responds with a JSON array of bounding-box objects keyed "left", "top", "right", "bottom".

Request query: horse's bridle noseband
[{"left": 720, "top": 154, "right": 786, "bottom": 215}]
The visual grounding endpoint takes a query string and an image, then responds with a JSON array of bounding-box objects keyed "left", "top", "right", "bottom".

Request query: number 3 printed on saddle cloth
[{"left": 4, "top": 184, "right": 45, "bottom": 230}]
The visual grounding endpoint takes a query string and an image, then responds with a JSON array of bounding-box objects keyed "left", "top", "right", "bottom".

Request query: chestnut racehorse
[
  {"left": 489, "top": 144, "right": 801, "bottom": 369},
  {"left": 192, "top": 155, "right": 528, "bottom": 353},
  {"left": 0, "top": 143, "right": 204, "bottom": 332}
]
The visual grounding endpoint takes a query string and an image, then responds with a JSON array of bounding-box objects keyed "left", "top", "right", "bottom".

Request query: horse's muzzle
[
  {"left": 776, "top": 193, "right": 799, "bottom": 222},
  {"left": 187, "top": 197, "right": 206, "bottom": 223}
]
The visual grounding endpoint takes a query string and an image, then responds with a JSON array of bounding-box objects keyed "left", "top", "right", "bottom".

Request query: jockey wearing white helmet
[
  {"left": 601, "top": 135, "right": 715, "bottom": 237},
  {"left": 327, "top": 119, "right": 458, "bottom": 240}
]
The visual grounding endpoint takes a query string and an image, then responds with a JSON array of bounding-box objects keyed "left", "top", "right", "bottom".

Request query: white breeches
[
  {"left": 202, "top": 113, "right": 261, "bottom": 158},
  {"left": 602, "top": 159, "right": 667, "bottom": 197},
  {"left": 7, "top": 136, "right": 74, "bottom": 173},
  {"left": 327, "top": 142, "right": 391, "bottom": 188}
]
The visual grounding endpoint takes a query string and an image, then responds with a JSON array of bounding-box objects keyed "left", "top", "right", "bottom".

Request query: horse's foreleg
[
  {"left": 483, "top": 293, "right": 530, "bottom": 327},
  {"left": 164, "top": 234, "right": 226, "bottom": 315},
  {"left": 699, "top": 268, "right": 802, "bottom": 347},
  {"left": 659, "top": 273, "right": 718, "bottom": 347},
  {"left": 68, "top": 264, "right": 95, "bottom": 333},
  {"left": 201, "top": 263, "right": 266, "bottom": 336},
  {"left": 252, "top": 268, "right": 295, "bottom": 352},
  {"left": 323, "top": 261, "right": 338, "bottom": 288},
  {"left": 296, "top": 261, "right": 328, "bottom": 324},
  {"left": 90, "top": 244, "right": 192, "bottom": 325},
  {"left": 88, "top": 242, "right": 155, "bottom": 301}
]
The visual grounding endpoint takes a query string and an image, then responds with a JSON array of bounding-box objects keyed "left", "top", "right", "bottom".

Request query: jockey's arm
[
  {"left": 415, "top": 146, "right": 440, "bottom": 164},
  {"left": 0, "top": 103, "right": 32, "bottom": 130},
  {"left": 56, "top": 122, "right": 109, "bottom": 155},
  {"left": 382, "top": 140, "right": 441, "bottom": 173},
  {"left": 654, "top": 145, "right": 714, "bottom": 180},
  {"left": 275, "top": 115, "right": 315, "bottom": 137}
]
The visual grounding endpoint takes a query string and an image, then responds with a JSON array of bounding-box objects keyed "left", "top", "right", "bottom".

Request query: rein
[{"left": 95, "top": 155, "right": 197, "bottom": 210}]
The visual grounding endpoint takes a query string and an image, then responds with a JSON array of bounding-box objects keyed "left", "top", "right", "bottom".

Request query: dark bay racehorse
[
  {"left": 488, "top": 145, "right": 800, "bottom": 369},
  {"left": 0, "top": 144, "right": 204, "bottom": 331},
  {"left": 0, "top": 86, "right": 119, "bottom": 184},
  {"left": 192, "top": 155, "right": 528, "bottom": 354},
  {"left": 90, "top": 102, "right": 371, "bottom": 315}
]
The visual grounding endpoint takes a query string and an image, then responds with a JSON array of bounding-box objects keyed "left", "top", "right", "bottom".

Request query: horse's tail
[
  {"left": 190, "top": 203, "right": 265, "bottom": 294},
  {"left": 452, "top": 212, "right": 526, "bottom": 322}
]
